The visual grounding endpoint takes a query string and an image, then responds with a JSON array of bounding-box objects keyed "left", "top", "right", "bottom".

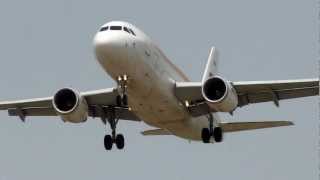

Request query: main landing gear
[
  {"left": 201, "top": 113, "right": 223, "bottom": 143},
  {"left": 116, "top": 75, "right": 129, "bottom": 107},
  {"left": 103, "top": 107, "right": 125, "bottom": 150}
]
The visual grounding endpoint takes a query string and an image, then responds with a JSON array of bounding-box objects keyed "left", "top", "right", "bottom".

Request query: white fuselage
[{"left": 94, "top": 21, "right": 219, "bottom": 141}]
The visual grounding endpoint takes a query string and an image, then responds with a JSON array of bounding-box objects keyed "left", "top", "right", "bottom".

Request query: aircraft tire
[
  {"left": 213, "top": 127, "right": 223, "bottom": 143},
  {"left": 115, "top": 134, "right": 125, "bottom": 150},
  {"left": 104, "top": 134, "right": 113, "bottom": 150},
  {"left": 201, "top": 128, "right": 211, "bottom": 143}
]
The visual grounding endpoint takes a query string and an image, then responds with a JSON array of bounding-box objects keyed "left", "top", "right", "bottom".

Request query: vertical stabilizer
[{"left": 201, "top": 47, "right": 219, "bottom": 83}]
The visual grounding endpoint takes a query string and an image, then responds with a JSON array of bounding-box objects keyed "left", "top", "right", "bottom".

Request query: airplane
[{"left": 0, "top": 21, "right": 318, "bottom": 150}]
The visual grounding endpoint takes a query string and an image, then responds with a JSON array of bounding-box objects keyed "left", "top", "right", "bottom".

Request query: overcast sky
[{"left": 0, "top": 0, "right": 318, "bottom": 180}]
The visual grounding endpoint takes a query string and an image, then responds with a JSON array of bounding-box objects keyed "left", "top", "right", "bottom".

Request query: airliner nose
[{"left": 94, "top": 32, "right": 125, "bottom": 56}]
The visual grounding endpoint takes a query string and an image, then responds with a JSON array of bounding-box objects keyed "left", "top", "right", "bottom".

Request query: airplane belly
[
  {"left": 96, "top": 38, "right": 192, "bottom": 129},
  {"left": 164, "top": 114, "right": 221, "bottom": 141},
  {"left": 128, "top": 45, "right": 189, "bottom": 128},
  {"left": 128, "top": 42, "right": 154, "bottom": 98}
]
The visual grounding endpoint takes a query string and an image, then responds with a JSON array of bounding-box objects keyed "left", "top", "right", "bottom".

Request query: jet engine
[
  {"left": 52, "top": 88, "right": 88, "bottom": 123},
  {"left": 202, "top": 76, "right": 238, "bottom": 112}
]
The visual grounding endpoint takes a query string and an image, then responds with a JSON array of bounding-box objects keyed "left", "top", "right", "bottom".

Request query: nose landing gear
[
  {"left": 103, "top": 74, "right": 130, "bottom": 151},
  {"left": 103, "top": 107, "right": 125, "bottom": 150}
]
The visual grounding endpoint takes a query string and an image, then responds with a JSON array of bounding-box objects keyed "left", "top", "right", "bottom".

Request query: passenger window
[
  {"left": 100, "top": 26, "right": 108, "bottom": 32},
  {"left": 110, "top": 26, "right": 122, "bottom": 30},
  {"left": 129, "top": 28, "right": 136, "bottom": 36},
  {"left": 123, "top": 27, "right": 130, "bottom": 33}
]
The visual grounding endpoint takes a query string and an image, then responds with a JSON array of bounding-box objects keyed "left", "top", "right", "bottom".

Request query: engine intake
[
  {"left": 54, "top": 88, "right": 78, "bottom": 112},
  {"left": 53, "top": 88, "right": 88, "bottom": 123},
  {"left": 202, "top": 76, "right": 238, "bottom": 112},
  {"left": 202, "top": 77, "right": 227, "bottom": 102}
]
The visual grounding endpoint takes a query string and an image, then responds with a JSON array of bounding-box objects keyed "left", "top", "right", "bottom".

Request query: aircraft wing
[
  {"left": 175, "top": 78, "right": 319, "bottom": 116},
  {"left": 0, "top": 88, "right": 140, "bottom": 121},
  {"left": 233, "top": 79, "right": 318, "bottom": 107}
]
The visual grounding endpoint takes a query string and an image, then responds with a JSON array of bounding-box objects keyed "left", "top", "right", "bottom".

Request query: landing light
[
  {"left": 123, "top": 74, "right": 128, "bottom": 81},
  {"left": 185, "top": 100, "right": 190, "bottom": 107}
]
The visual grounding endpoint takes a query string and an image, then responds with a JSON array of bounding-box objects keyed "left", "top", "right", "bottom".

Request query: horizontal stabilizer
[
  {"left": 141, "top": 129, "right": 172, "bottom": 136},
  {"left": 221, "top": 121, "right": 294, "bottom": 133}
]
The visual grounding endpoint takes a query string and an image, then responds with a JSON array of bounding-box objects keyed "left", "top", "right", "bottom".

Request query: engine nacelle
[
  {"left": 52, "top": 88, "right": 88, "bottom": 123},
  {"left": 202, "top": 76, "right": 238, "bottom": 112}
]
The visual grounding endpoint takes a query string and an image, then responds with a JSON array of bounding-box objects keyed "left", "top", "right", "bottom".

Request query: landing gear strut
[
  {"left": 103, "top": 107, "right": 125, "bottom": 150},
  {"left": 103, "top": 74, "right": 129, "bottom": 151},
  {"left": 116, "top": 75, "right": 129, "bottom": 107},
  {"left": 201, "top": 113, "right": 223, "bottom": 143}
]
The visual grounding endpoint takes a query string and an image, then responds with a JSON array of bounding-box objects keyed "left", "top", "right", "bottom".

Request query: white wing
[
  {"left": 233, "top": 79, "right": 318, "bottom": 107},
  {"left": 0, "top": 88, "right": 140, "bottom": 121},
  {"left": 175, "top": 78, "right": 319, "bottom": 116}
]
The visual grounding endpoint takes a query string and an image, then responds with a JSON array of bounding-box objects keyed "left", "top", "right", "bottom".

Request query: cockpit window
[
  {"left": 100, "top": 26, "right": 108, "bottom": 32},
  {"left": 124, "top": 26, "right": 136, "bottom": 36},
  {"left": 110, "top": 26, "right": 122, "bottom": 30},
  {"left": 123, "top": 27, "right": 130, "bottom": 33},
  {"left": 129, "top": 28, "right": 136, "bottom": 36},
  {"left": 99, "top": 25, "right": 137, "bottom": 36}
]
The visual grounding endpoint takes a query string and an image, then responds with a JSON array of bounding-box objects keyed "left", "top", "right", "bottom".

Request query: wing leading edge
[
  {"left": 175, "top": 78, "right": 319, "bottom": 117},
  {"left": 0, "top": 88, "right": 140, "bottom": 121}
]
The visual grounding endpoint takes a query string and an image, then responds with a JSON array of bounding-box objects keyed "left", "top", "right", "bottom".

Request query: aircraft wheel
[
  {"left": 104, "top": 134, "right": 113, "bottom": 150},
  {"left": 115, "top": 134, "right": 125, "bottom": 150},
  {"left": 201, "top": 128, "right": 211, "bottom": 143},
  {"left": 213, "top": 127, "right": 223, "bottom": 143}
]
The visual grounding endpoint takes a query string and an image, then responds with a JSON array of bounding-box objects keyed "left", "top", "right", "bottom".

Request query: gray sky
[{"left": 0, "top": 0, "right": 318, "bottom": 179}]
